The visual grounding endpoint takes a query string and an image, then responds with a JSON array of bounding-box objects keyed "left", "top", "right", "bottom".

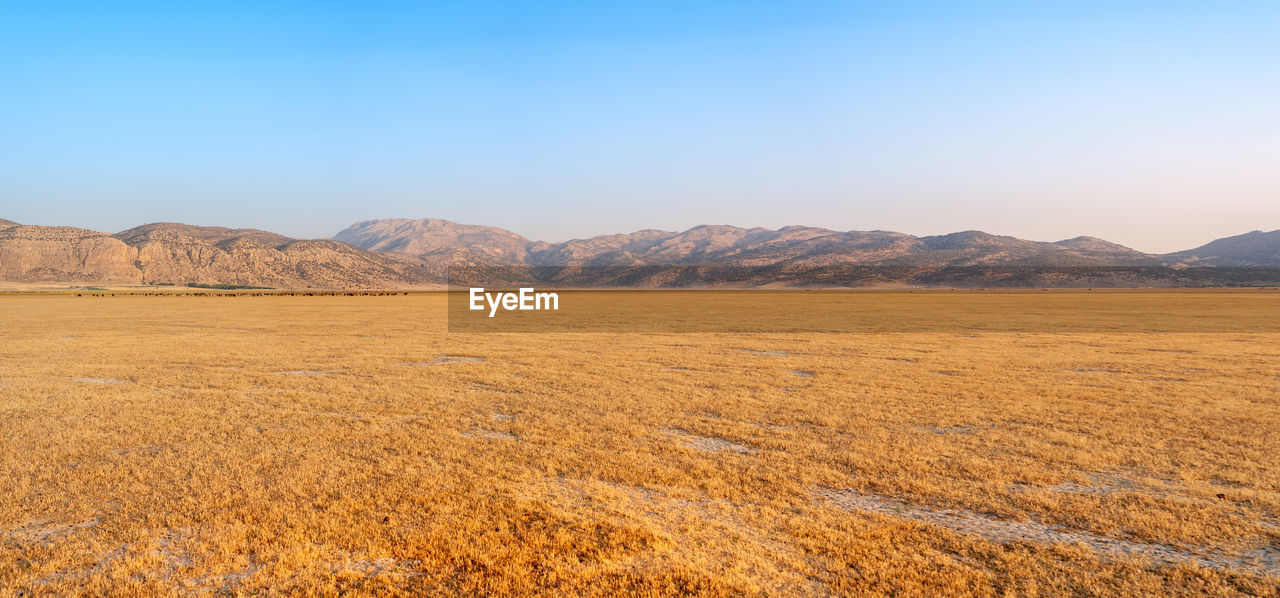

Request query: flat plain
[{"left": 1, "top": 291, "right": 1278, "bottom": 596}]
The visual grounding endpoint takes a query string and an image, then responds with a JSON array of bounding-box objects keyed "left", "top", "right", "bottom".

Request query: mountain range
[{"left": 2, "top": 216, "right": 1278, "bottom": 288}]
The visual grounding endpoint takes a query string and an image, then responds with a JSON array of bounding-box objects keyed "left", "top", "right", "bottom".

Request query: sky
[{"left": 1, "top": 1, "right": 1277, "bottom": 253}]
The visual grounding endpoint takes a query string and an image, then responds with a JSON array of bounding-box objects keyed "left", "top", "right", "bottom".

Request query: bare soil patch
[{"left": 816, "top": 487, "right": 1280, "bottom": 576}]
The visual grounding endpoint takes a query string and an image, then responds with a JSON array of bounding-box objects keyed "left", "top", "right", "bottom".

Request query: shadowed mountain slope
[{"left": 1165, "top": 230, "right": 1280, "bottom": 267}]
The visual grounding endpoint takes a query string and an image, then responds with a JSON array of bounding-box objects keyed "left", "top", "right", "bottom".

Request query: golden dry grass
[{"left": 1, "top": 291, "right": 1278, "bottom": 596}]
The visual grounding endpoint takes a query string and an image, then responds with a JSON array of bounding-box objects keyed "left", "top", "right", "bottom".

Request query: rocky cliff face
[
  {"left": 0, "top": 225, "right": 141, "bottom": 283},
  {"left": 0, "top": 222, "right": 440, "bottom": 288},
  {"left": 117, "top": 224, "right": 439, "bottom": 288}
]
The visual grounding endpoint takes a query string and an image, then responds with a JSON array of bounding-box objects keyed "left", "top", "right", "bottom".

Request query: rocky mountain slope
[
  {"left": 0, "top": 222, "right": 439, "bottom": 288},
  {"left": 0, "top": 225, "right": 141, "bottom": 284},
  {"left": 340, "top": 221, "right": 1164, "bottom": 269},
  {"left": 116, "top": 222, "right": 292, "bottom": 246},
  {"left": 334, "top": 218, "right": 530, "bottom": 264},
  {"left": 335, "top": 218, "right": 1280, "bottom": 287}
]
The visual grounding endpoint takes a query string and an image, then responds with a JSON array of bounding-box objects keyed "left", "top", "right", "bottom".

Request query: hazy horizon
[{"left": 4, "top": 2, "right": 1278, "bottom": 254}]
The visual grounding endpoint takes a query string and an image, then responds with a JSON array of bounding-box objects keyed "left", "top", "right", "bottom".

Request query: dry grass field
[{"left": 1, "top": 291, "right": 1278, "bottom": 596}]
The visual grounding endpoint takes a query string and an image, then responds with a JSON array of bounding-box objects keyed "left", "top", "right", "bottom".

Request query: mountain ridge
[
  {"left": 1, "top": 217, "right": 1278, "bottom": 288},
  {"left": 336, "top": 220, "right": 1172, "bottom": 269},
  {"left": 0, "top": 222, "right": 437, "bottom": 288},
  {"left": 1165, "top": 230, "right": 1280, "bottom": 267}
]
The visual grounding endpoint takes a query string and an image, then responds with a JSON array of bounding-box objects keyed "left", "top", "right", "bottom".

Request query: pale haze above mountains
[{"left": 1, "top": 217, "right": 1278, "bottom": 289}]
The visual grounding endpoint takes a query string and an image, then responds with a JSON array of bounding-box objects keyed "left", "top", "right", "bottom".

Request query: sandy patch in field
[
  {"left": 398, "top": 355, "right": 487, "bottom": 366},
  {"left": 434, "top": 355, "right": 486, "bottom": 364},
  {"left": 115, "top": 444, "right": 161, "bottom": 456},
  {"left": 522, "top": 476, "right": 821, "bottom": 596},
  {"left": 327, "top": 550, "right": 422, "bottom": 579},
  {"left": 1009, "top": 472, "right": 1152, "bottom": 497},
  {"left": 817, "top": 487, "right": 1280, "bottom": 576},
  {"left": 29, "top": 543, "right": 129, "bottom": 588},
  {"left": 464, "top": 429, "right": 518, "bottom": 441},
  {"left": 74, "top": 377, "right": 125, "bottom": 384},
  {"left": 665, "top": 428, "right": 753, "bottom": 454},
  {"left": 7, "top": 519, "right": 99, "bottom": 544},
  {"left": 917, "top": 425, "right": 972, "bottom": 435},
  {"left": 180, "top": 564, "right": 262, "bottom": 593}
]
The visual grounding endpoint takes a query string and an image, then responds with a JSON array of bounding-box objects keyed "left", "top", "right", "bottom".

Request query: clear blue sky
[{"left": 2, "top": 1, "right": 1276, "bottom": 252}]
